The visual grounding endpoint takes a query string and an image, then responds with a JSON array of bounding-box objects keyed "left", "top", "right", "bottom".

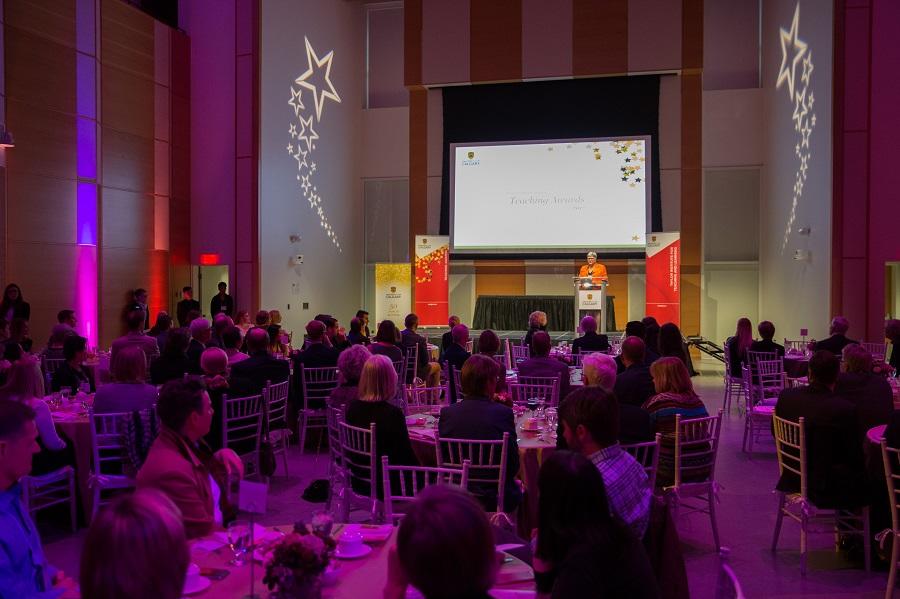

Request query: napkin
[{"left": 341, "top": 523, "right": 394, "bottom": 543}]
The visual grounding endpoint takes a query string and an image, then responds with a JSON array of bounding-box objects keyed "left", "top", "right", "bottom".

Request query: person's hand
[
  {"left": 383, "top": 546, "right": 408, "bottom": 599},
  {"left": 214, "top": 448, "right": 245, "bottom": 479},
  {"left": 54, "top": 571, "right": 79, "bottom": 597}
]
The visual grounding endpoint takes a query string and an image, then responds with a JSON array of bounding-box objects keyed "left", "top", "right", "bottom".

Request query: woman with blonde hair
[
  {"left": 345, "top": 354, "right": 417, "bottom": 497},
  {"left": 724, "top": 317, "right": 753, "bottom": 377},
  {"left": 235, "top": 310, "right": 252, "bottom": 337},
  {"left": 80, "top": 489, "right": 189, "bottom": 599},
  {"left": 93, "top": 345, "right": 158, "bottom": 414}
]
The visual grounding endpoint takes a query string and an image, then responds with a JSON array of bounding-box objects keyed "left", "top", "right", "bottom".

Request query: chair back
[
  {"left": 300, "top": 365, "right": 340, "bottom": 411},
  {"left": 326, "top": 406, "right": 344, "bottom": 466},
  {"left": 783, "top": 339, "right": 810, "bottom": 355},
  {"left": 747, "top": 350, "right": 778, "bottom": 370},
  {"left": 263, "top": 380, "right": 290, "bottom": 434},
  {"left": 221, "top": 394, "right": 263, "bottom": 462},
  {"left": 402, "top": 344, "right": 419, "bottom": 385},
  {"left": 755, "top": 359, "right": 785, "bottom": 401},
  {"left": 722, "top": 343, "right": 734, "bottom": 375},
  {"left": 381, "top": 456, "right": 470, "bottom": 520},
  {"left": 391, "top": 360, "right": 404, "bottom": 378},
  {"left": 434, "top": 432, "right": 508, "bottom": 513},
  {"left": 511, "top": 344, "right": 529, "bottom": 367},
  {"left": 89, "top": 410, "right": 136, "bottom": 477},
  {"left": 42, "top": 356, "right": 66, "bottom": 375},
  {"left": 673, "top": 410, "right": 723, "bottom": 488},
  {"left": 405, "top": 385, "right": 446, "bottom": 411},
  {"left": 510, "top": 376, "right": 560, "bottom": 407},
  {"left": 862, "top": 342, "right": 887, "bottom": 361},
  {"left": 338, "top": 421, "right": 377, "bottom": 501},
  {"left": 444, "top": 364, "right": 463, "bottom": 403},
  {"left": 622, "top": 433, "right": 662, "bottom": 489},
  {"left": 570, "top": 353, "right": 586, "bottom": 368},
  {"left": 465, "top": 339, "right": 474, "bottom": 354},
  {"left": 880, "top": 438, "right": 900, "bottom": 536},
  {"left": 772, "top": 414, "right": 806, "bottom": 499}
]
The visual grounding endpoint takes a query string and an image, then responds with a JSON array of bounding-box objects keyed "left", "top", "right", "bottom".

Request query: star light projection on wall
[
  {"left": 286, "top": 37, "right": 343, "bottom": 251},
  {"left": 776, "top": 2, "right": 816, "bottom": 253}
]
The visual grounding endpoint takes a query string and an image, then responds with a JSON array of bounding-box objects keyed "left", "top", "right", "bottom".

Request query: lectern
[{"left": 572, "top": 277, "right": 607, "bottom": 334}]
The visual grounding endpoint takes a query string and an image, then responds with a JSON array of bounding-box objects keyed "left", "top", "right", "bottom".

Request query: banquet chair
[
  {"left": 21, "top": 466, "right": 77, "bottom": 532},
  {"left": 391, "top": 360, "right": 404, "bottom": 378},
  {"left": 664, "top": 410, "right": 724, "bottom": 552},
  {"left": 510, "top": 344, "right": 529, "bottom": 368},
  {"left": 741, "top": 360, "right": 783, "bottom": 454},
  {"left": 511, "top": 376, "right": 560, "bottom": 407},
  {"left": 325, "top": 406, "right": 345, "bottom": 512},
  {"left": 570, "top": 352, "right": 586, "bottom": 368},
  {"left": 880, "top": 439, "right": 900, "bottom": 598},
  {"left": 444, "top": 364, "right": 463, "bottom": 403},
  {"left": 465, "top": 339, "right": 474, "bottom": 354},
  {"left": 863, "top": 342, "right": 887, "bottom": 361},
  {"left": 622, "top": 433, "right": 662, "bottom": 490},
  {"left": 434, "top": 432, "right": 509, "bottom": 516},
  {"left": 263, "top": 380, "right": 291, "bottom": 477},
  {"left": 338, "top": 421, "right": 381, "bottom": 523},
  {"left": 88, "top": 410, "right": 141, "bottom": 522},
  {"left": 772, "top": 415, "right": 870, "bottom": 576},
  {"left": 298, "top": 365, "right": 340, "bottom": 454},
  {"left": 221, "top": 393, "right": 263, "bottom": 479},
  {"left": 721, "top": 345, "right": 744, "bottom": 414},
  {"left": 402, "top": 344, "right": 419, "bottom": 385},
  {"left": 405, "top": 385, "right": 446, "bottom": 413},
  {"left": 381, "top": 456, "right": 471, "bottom": 521}
]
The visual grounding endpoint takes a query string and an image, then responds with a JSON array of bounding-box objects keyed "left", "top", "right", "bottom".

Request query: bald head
[
  {"left": 245, "top": 327, "right": 269, "bottom": 353},
  {"left": 306, "top": 319, "right": 326, "bottom": 342},
  {"left": 830, "top": 316, "right": 850, "bottom": 336}
]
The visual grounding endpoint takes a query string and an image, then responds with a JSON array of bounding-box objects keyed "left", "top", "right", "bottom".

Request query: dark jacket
[
  {"left": 441, "top": 343, "right": 471, "bottom": 373},
  {"left": 230, "top": 351, "right": 291, "bottom": 395},
  {"left": 813, "top": 334, "right": 857, "bottom": 356},
  {"left": 209, "top": 293, "right": 234, "bottom": 318},
  {"left": 614, "top": 364, "right": 657, "bottom": 408},
  {"left": 724, "top": 336, "right": 745, "bottom": 377},
  {"left": 615, "top": 350, "right": 660, "bottom": 374},
  {"left": 619, "top": 403, "right": 654, "bottom": 445},
  {"left": 439, "top": 396, "right": 521, "bottom": 513},
  {"left": 126, "top": 302, "right": 151, "bottom": 330},
  {"left": 291, "top": 344, "right": 339, "bottom": 407},
  {"left": 51, "top": 362, "right": 94, "bottom": 393},
  {"left": 176, "top": 299, "right": 200, "bottom": 327},
  {"left": 345, "top": 399, "right": 418, "bottom": 498},
  {"left": 400, "top": 329, "right": 430, "bottom": 370},
  {"left": 572, "top": 331, "right": 610, "bottom": 354},
  {"left": 150, "top": 353, "right": 192, "bottom": 385},
  {"left": 774, "top": 383, "right": 868, "bottom": 508},
  {"left": 1, "top": 300, "right": 30, "bottom": 321},
  {"left": 835, "top": 372, "right": 893, "bottom": 443},
  {"left": 370, "top": 342, "right": 403, "bottom": 363},
  {"left": 517, "top": 355, "right": 571, "bottom": 403},
  {"left": 523, "top": 325, "right": 545, "bottom": 356},
  {"left": 186, "top": 338, "right": 207, "bottom": 374},
  {"left": 749, "top": 339, "right": 785, "bottom": 357}
]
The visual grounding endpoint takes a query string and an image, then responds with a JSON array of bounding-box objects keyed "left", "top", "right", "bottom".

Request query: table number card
[{"left": 238, "top": 480, "right": 268, "bottom": 514}]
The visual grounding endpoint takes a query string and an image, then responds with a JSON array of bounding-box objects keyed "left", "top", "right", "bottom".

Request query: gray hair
[
  {"left": 830, "top": 316, "right": 850, "bottom": 335},
  {"left": 337, "top": 344, "right": 371, "bottom": 385},
  {"left": 189, "top": 317, "right": 211, "bottom": 335},
  {"left": 528, "top": 311, "right": 547, "bottom": 328},
  {"left": 582, "top": 352, "right": 617, "bottom": 391},
  {"left": 579, "top": 315, "right": 597, "bottom": 334},
  {"left": 587, "top": 252, "right": 598, "bottom": 259}
]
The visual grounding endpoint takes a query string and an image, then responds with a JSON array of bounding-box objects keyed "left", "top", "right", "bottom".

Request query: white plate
[
  {"left": 182, "top": 575, "right": 211, "bottom": 596},
  {"left": 334, "top": 544, "right": 373, "bottom": 560}
]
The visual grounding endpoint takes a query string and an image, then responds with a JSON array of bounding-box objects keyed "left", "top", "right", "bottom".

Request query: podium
[{"left": 573, "top": 278, "right": 607, "bottom": 334}]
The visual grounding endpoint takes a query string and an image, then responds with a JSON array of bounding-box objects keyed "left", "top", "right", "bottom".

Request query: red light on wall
[{"left": 199, "top": 253, "right": 221, "bottom": 265}]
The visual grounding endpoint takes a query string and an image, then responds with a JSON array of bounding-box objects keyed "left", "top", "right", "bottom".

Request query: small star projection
[{"left": 286, "top": 37, "right": 343, "bottom": 251}]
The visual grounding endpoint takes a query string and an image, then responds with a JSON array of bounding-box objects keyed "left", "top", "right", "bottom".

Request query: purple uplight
[
  {"left": 75, "top": 245, "right": 98, "bottom": 347},
  {"left": 77, "top": 182, "right": 97, "bottom": 245},
  {"left": 76, "top": 118, "right": 97, "bottom": 179}
]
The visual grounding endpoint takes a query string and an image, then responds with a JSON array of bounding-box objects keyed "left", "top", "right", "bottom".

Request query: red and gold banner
[
  {"left": 414, "top": 235, "right": 450, "bottom": 327},
  {"left": 645, "top": 232, "right": 681, "bottom": 327}
]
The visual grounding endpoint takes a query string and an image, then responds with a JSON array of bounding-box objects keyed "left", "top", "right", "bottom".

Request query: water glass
[
  {"left": 60, "top": 388, "right": 71, "bottom": 403},
  {"left": 545, "top": 408, "right": 558, "bottom": 433},
  {"left": 227, "top": 520, "right": 252, "bottom": 566},
  {"left": 310, "top": 511, "right": 334, "bottom": 537}
]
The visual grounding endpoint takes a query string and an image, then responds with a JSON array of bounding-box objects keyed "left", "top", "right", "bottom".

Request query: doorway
[{"left": 196, "top": 265, "right": 229, "bottom": 319}]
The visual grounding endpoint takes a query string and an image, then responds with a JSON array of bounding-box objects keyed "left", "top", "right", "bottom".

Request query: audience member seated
[
  {"left": 356, "top": 309, "right": 371, "bottom": 340},
  {"left": 254, "top": 310, "right": 270, "bottom": 328},
  {"left": 209, "top": 314, "right": 233, "bottom": 349},
  {"left": 93, "top": 345, "right": 158, "bottom": 414},
  {"left": 51, "top": 334, "right": 94, "bottom": 393},
  {"left": 186, "top": 317, "right": 213, "bottom": 374},
  {"left": 222, "top": 325, "right": 249, "bottom": 364},
  {"left": 440, "top": 315, "right": 460, "bottom": 360},
  {"left": 347, "top": 317, "right": 369, "bottom": 346},
  {"left": 0, "top": 401, "right": 75, "bottom": 597},
  {"left": 0, "top": 357, "right": 71, "bottom": 475},
  {"left": 439, "top": 354, "right": 521, "bottom": 512},
  {"left": 558, "top": 388, "right": 652, "bottom": 539},
  {"left": 369, "top": 319, "right": 404, "bottom": 363},
  {"left": 384, "top": 485, "right": 502, "bottom": 599},
  {"left": 581, "top": 352, "right": 616, "bottom": 391},
  {"left": 523, "top": 310, "right": 548, "bottom": 355},
  {"left": 886, "top": 319, "right": 900, "bottom": 373},
  {"left": 267, "top": 324, "right": 288, "bottom": 356},
  {"left": 812, "top": 316, "right": 858, "bottom": 355},
  {"left": 572, "top": 315, "right": 610, "bottom": 354},
  {"left": 293, "top": 319, "right": 340, "bottom": 395},
  {"left": 643, "top": 319, "right": 660, "bottom": 353},
  {"left": 111, "top": 309, "right": 160, "bottom": 363},
  {"left": 235, "top": 310, "right": 252, "bottom": 337},
  {"left": 614, "top": 337, "right": 657, "bottom": 409},
  {"left": 775, "top": 350, "right": 867, "bottom": 509},
  {"left": 80, "top": 489, "right": 189, "bottom": 599},
  {"left": 576, "top": 351, "right": 651, "bottom": 444},
  {"left": 200, "top": 347, "right": 252, "bottom": 452},
  {"left": 724, "top": 317, "right": 753, "bottom": 377},
  {"left": 835, "top": 344, "right": 893, "bottom": 443},
  {"left": 658, "top": 322, "right": 689, "bottom": 367},
  {"left": 441, "top": 323, "right": 472, "bottom": 376},
  {"left": 328, "top": 344, "right": 370, "bottom": 410},
  {"left": 150, "top": 328, "right": 193, "bottom": 385},
  {"left": 749, "top": 320, "right": 785, "bottom": 357},
  {"left": 2, "top": 317, "right": 32, "bottom": 362},
  {"left": 137, "top": 379, "right": 244, "bottom": 538},
  {"left": 231, "top": 327, "right": 290, "bottom": 395},
  {"left": 149, "top": 312, "right": 173, "bottom": 354},
  {"left": 345, "top": 355, "right": 418, "bottom": 498},
  {"left": 477, "top": 329, "right": 501, "bottom": 359},
  {"left": 643, "top": 357, "right": 709, "bottom": 487},
  {"left": 533, "top": 451, "right": 658, "bottom": 599},
  {"left": 401, "top": 313, "right": 441, "bottom": 386},
  {"left": 518, "top": 331, "right": 570, "bottom": 401},
  {"left": 41, "top": 324, "right": 73, "bottom": 361},
  {"left": 615, "top": 321, "right": 658, "bottom": 373},
  {"left": 0, "top": 283, "right": 30, "bottom": 322},
  {"left": 321, "top": 314, "right": 350, "bottom": 352},
  {"left": 57, "top": 309, "right": 78, "bottom": 331}
]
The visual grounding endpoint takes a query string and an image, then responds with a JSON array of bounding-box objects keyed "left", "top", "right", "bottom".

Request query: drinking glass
[
  {"left": 227, "top": 520, "right": 252, "bottom": 566},
  {"left": 311, "top": 511, "right": 335, "bottom": 537},
  {"left": 545, "top": 408, "right": 558, "bottom": 434},
  {"left": 526, "top": 397, "right": 539, "bottom": 416},
  {"left": 60, "top": 389, "right": 71, "bottom": 403}
]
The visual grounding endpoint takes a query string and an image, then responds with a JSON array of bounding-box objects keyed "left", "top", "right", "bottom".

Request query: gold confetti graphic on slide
[
  {"left": 610, "top": 140, "right": 645, "bottom": 187},
  {"left": 415, "top": 245, "right": 449, "bottom": 284}
]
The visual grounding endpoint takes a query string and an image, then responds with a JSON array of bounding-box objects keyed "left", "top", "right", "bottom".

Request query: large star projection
[
  {"left": 775, "top": 3, "right": 816, "bottom": 253},
  {"left": 286, "top": 37, "right": 343, "bottom": 251}
]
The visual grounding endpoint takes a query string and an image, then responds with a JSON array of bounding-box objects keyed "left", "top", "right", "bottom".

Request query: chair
[
  {"left": 863, "top": 341, "right": 887, "bottom": 361},
  {"left": 510, "top": 344, "right": 529, "bottom": 368},
  {"left": 21, "top": 467, "right": 77, "bottom": 532},
  {"left": 263, "top": 380, "right": 291, "bottom": 477},
  {"left": 221, "top": 393, "right": 264, "bottom": 479},
  {"left": 434, "top": 432, "right": 509, "bottom": 515},
  {"left": 784, "top": 339, "right": 810, "bottom": 355},
  {"left": 721, "top": 343, "right": 744, "bottom": 414},
  {"left": 509, "top": 376, "right": 560, "bottom": 407},
  {"left": 622, "top": 433, "right": 662, "bottom": 490},
  {"left": 772, "top": 415, "right": 870, "bottom": 575},
  {"left": 298, "top": 365, "right": 340, "bottom": 453},
  {"left": 88, "top": 410, "right": 140, "bottom": 521},
  {"left": 402, "top": 344, "right": 419, "bottom": 385},
  {"left": 381, "top": 456, "right": 470, "bottom": 521},
  {"left": 465, "top": 339, "right": 474, "bottom": 354},
  {"left": 881, "top": 439, "right": 900, "bottom": 598},
  {"left": 664, "top": 410, "right": 724, "bottom": 552},
  {"left": 405, "top": 385, "right": 446, "bottom": 412},
  {"left": 41, "top": 356, "right": 66, "bottom": 391},
  {"left": 338, "top": 421, "right": 381, "bottom": 522},
  {"left": 741, "top": 360, "right": 782, "bottom": 454},
  {"left": 569, "top": 352, "right": 586, "bottom": 368},
  {"left": 444, "top": 364, "right": 463, "bottom": 403},
  {"left": 714, "top": 549, "right": 746, "bottom": 599},
  {"left": 325, "top": 406, "right": 345, "bottom": 512}
]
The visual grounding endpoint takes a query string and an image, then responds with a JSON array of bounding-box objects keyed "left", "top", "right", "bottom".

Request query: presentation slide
[{"left": 450, "top": 137, "right": 650, "bottom": 253}]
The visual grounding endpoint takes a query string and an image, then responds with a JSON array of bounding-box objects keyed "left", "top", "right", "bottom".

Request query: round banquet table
[
  {"left": 49, "top": 405, "right": 93, "bottom": 520},
  {"left": 189, "top": 524, "right": 535, "bottom": 598},
  {"left": 783, "top": 355, "right": 810, "bottom": 379}
]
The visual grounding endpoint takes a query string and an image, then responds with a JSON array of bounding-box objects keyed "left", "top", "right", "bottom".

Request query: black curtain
[{"left": 441, "top": 75, "right": 662, "bottom": 242}]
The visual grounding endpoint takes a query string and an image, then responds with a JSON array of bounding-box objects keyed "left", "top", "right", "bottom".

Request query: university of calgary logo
[
  {"left": 587, "top": 294, "right": 593, "bottom": 300},
  {"left": 467, "top": 151, "right": 475, "bottom": 159},
  {"left": 390, "top": 286, "right": 397, "bottom": 293},
  {"left": 422, "top": 238, "right": 428, "bottom": 244}
]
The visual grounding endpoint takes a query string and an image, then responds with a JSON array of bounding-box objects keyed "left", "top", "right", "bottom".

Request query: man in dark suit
[
  {"left": 774, "top": 350, "right": 867, "bottom": 509},
  {"left": 176, "top": 286, "right": 201, "bottom": 327},
  {"left": 355, "top": 310, "right": 371, "bottom": 340},
  {"left": 209, "top": 282, "right": 234, "bottom": 318},
  {"left": 439, "top": 354, "right": 521, "bottom": 513},
  {"left": 440, "top": 315, "right": 460, "bottom": 361},
  {"left": 812, "top": 316, "right": 858, "bottom": 355},
  {"left": 613, "top": 336, "right": 657, "bottom": 408},
  {"left": 835, "top": 344, "right": 893, "bottom": 442},
  {"left": 517, "top": 331, "right": 570, "bottom": 402},
  {"left": 615, "top": 321, "right": 659, "bottom": 373},
  {"left": 572, "top": 315, "right": 610, "bottom": 354},
  {"left": 291, "top": 320, "right": 339, "bottom": 405},
  {"left": 126, "top": 288, "right": 151, "bottom": 330},
  {"left": 749, "top": 320, "right": 785, "bottom": 356},
  {"left": 441, "top": 323, "right": 471, "bottom": 372},
  {"left": 186, "top": 317, "right": 212, "bottom": 374},
  {"left": 230, "top": 327, "right": 290, "bottom": 394},
  {"left": 401, "top": 313, "right": 440, "bottom": 386},
  {"left": 316, "top": 314, "right": 350, "bottom": 352}
]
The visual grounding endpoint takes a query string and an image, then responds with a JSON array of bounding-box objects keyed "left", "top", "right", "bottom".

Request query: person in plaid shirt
[{"left": 559, "top": 386, "right": 652, "bottom": 539}]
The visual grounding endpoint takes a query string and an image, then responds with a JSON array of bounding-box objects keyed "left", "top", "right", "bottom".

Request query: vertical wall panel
[
  {"left": 628, "top": 0, "right": 682, "bottom": 72},
  {"left": 404, "top": 0, "right": 422, "bottom": 87},
  {"left": 469, "top": 0, "right": 521, "bottom": 82},
  {"left": 409, "top": 88, "right": 428, "bottom": 263},
  {"left": 521, "top": 0, "right": 572, "bottom": 79},
  {"left": 421, "top": 0, "right": 469, "bottom": 84},
  {"left": 573, "top": 0, "right": 628, "bottom": 75}
]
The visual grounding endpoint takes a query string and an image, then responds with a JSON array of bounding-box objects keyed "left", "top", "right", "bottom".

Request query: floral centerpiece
[{"left": 262, "top": 521, "right": 336, "bottom": 599}]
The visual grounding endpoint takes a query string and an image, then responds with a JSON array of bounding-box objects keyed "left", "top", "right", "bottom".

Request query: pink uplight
[{"left": 75, "top": 245, "right": 98, "bottom": 347}]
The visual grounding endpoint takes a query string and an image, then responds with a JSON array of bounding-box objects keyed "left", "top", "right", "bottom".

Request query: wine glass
[
  {"left": 227, "top": 520, "right": 251, "bottom": 566},
  {"left": 526, "top": 397, "right": 539, "bottom": 417},
  {"left": 545, "top": 408, "right": 558, "bottom": 436}
]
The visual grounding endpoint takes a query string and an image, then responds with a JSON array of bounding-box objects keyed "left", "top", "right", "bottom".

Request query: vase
[{"left": 268, "top": 576, "right": 322, "bottom": 599}]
